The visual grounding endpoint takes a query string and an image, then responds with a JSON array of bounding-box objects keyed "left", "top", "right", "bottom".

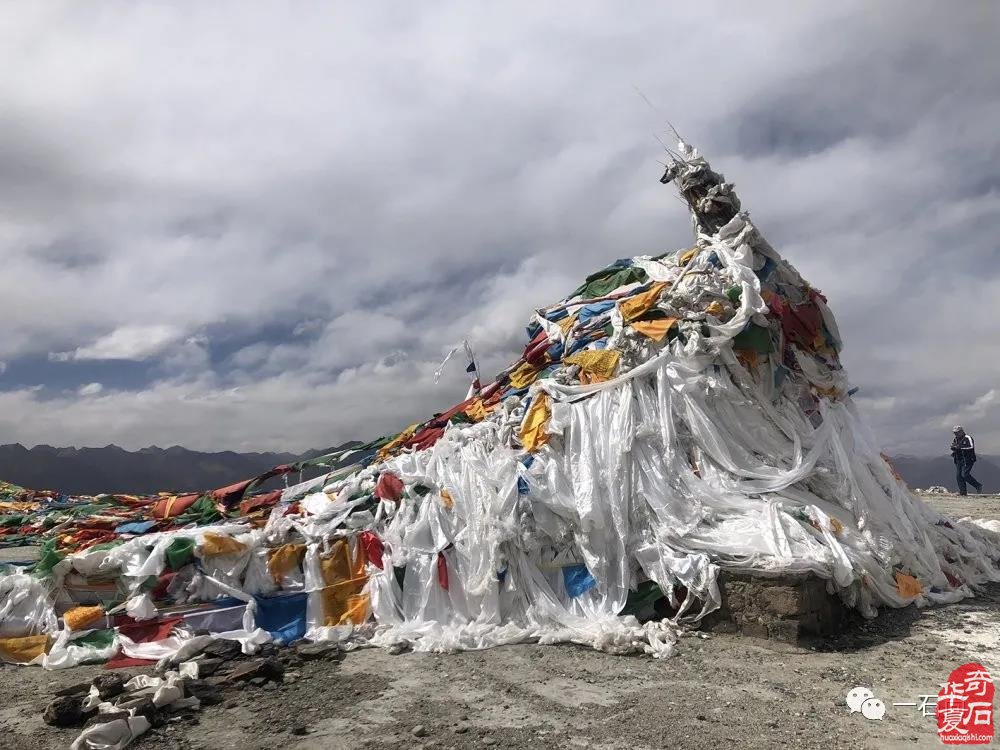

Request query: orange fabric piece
[
  {"left": 882, "top": 454, "right": 903, "bottom": 482},
  {"left": 705, "top": 300, "right": 725, "bottom": 317},
  {"left": 64, "top": 605, "right": 104, "bottom": 631},
  {"left": 895, "top": 572, "right": 922, "bottom": 599},
  {"left": 319, "top": 540, "right": 362, "bottom": 582},
  {"left": 339, "top": 593, "right": 370, "bottom": 625},
  {"left": 201, "top": 532, "right": 248, "bottom": 557},
  {"left": 619, "top": 282, "right": 668, "bottom": 322},
  {"left": 320, "top": 585, "right": 371, "bottom": 626},
  {"left": 631, "top": 317, "right": 677, "bottom": 342},
  {"left": 736, "top": 349, "right": 759, "bottom": 370},
  {"left": 151, "top": 494, "right": 199, "bottom": 519},
  {"left": 579, "top": 371, "right": 609, "bottom": 385},
  {"left": 465, "top": 397, "right": 488, "bottom": 423},
  {"left": 267, "top": 543, "right": 306, "bottom": 585},
  {"left": 440, "top": 489, "right": 454, "bottom": 510},
  {"left": 678, "top": 248, "right": 698, "bottom": 265},
  {"left": 0, "top": 634, "right": 50, "bottom": 663},
  {"left": 319, "top": 540, "right": 369, "bottom": 626}
]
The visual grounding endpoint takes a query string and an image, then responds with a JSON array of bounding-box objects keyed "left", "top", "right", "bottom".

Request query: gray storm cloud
[{"left": 0, "top": 1, "right": 998, "bottom": 455}]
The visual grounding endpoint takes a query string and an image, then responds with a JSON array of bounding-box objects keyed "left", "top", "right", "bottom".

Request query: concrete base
[{"left": 700, "top": 570, "right": 846, "bottom": 643}]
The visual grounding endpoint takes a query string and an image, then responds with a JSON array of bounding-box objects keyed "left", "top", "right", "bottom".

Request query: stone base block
[{"left": 701, "top": 570, "right": 846, "bottom": 643}]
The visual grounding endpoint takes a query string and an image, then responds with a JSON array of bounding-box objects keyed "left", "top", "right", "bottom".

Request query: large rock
[{"left": 701, "top": 571, "right": 846, "bottom": 642}]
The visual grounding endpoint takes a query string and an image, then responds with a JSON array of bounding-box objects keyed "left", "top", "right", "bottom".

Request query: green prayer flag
[{"left": 165, "top": 537, "right": 195, "bottom": 570}]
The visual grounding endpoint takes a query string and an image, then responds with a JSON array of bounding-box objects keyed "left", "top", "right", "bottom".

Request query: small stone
[
  {"left": 696, "top": 714, "right": 707, "bottom": 721},
  {"left": 224, "top": 700, "right": 238, "bottom": 709},
  {"left": 185, "top": 680, "right": 223, "bottom": 706},
  {"left": 88, "top": 710, "right": 130, "bottom": 726},
  {"left": 194, "top": 657, "right": 224, "bottom": 676},
  {"left": 296, "top": 642, "right": 341, "bottom": 660},
  {"left": 249, "top": 677, "right": 268, "bottom": 688},
  {"left": 412, "top": 725, "right": 428, "bottom": 737},
  {"left": 43, "top": 695, "right": 90, "bottom": 728},
  {"left": 116, "top": 696, "right": 156, "bottom": 721},
  {"left": 454, "top": 726, "right": 469, "bottom": 734},
  {"left": 227, "top": 658, "right": 285, "bottom": 684},
  {"left": 91, "top": 673, "right": 127, "bottom": 700},
  {"left": 201, "top": 640, "right": 243, "bottom": 661},
  {"left": 291, "top": 724, "right": 309, "bottom": 736},
  {"left": 52, "top": 681, "right": 91, "bottom": 697}
]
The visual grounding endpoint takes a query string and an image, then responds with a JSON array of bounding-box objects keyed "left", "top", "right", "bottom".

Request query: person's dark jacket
[{"left": 951, "top": 434, "right": 977, "bottom": 464}]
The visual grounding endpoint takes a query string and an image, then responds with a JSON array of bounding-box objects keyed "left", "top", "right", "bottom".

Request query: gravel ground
[{"left": 1, "top": 493, "right": 997, "bottom": 750}]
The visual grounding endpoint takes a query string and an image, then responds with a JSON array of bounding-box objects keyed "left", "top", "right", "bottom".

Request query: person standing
[{"left": 951, "top": 426, "right": 983, "bottom": 495}]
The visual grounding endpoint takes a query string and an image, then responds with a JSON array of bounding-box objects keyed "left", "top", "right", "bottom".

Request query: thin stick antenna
[{"left": 634, "top": 85, "right": 684, "bottom": 161}]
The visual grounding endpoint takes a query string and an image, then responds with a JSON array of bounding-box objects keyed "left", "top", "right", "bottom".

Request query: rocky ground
[{"left": 1, "top": 493, "right": 998, "bottom": 750}]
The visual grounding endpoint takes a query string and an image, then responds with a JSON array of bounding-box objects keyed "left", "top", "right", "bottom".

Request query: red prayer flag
[
  {"left": 374, "top": 472, "right": 405, "bottom": 501},
  {"left": 437, "top": 552, "right": 449, "bottom": 591},
  {"left": 360, "top": 531, "right": 384, "bottom": 570}
]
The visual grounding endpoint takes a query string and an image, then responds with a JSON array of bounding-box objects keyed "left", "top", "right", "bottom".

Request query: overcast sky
[{"left": 1, "top": 2, "right": 998, "bottom": 457}]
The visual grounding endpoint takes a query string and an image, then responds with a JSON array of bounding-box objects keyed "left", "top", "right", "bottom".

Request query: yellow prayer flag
[
  {"left": 557, "top": 314, "right": 578, "bottom": 334},
  {"left": 563, "top": 349, "right": 621, "bottom": 380},
  {"left": 509, "top": 361, "right": 542, "bottom": 390},
  {"left": 0, "top": 634, "right": 50, "bottom": 664},
  {"left": 519, "top": 393, "right": 552, "bottom": 452},
  {"left": 465, "top": 397, "right": 487, "bottom": 423},
  {"left": 631, "top": 317, "right": 677, "bottom": 341},
  {"left": 319, "top": 539, "right": 369, "bottom": 627},
  {"left": 705, "top": 300, "right": 725, "bottom": 316},
  {"left": 267, "top": 543, "right": 306, "bottom": 585},
  {"left": 377, "top": 423, "right": 420, "bottom": 461},
  {"left": 201, "top": 532, "right": 248, "bottom": 557}
]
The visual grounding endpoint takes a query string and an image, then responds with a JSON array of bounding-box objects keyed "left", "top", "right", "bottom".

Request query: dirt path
[{"left": 1, "top": 494, "right": 997, "bottom": 750}]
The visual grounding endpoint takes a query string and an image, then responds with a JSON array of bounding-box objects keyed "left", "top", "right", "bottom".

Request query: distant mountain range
[
  {"left": 0, "top": 442, "right": 362, "bottom": 495},
  {"left": 0, "top": 443, "right": 995, "bottom": 496},
  {"left": 889, "top": 454, "right": 1000, "bottom": 493}
]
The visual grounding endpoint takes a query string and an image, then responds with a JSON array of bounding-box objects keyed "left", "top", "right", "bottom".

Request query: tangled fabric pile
[{"left": 3, "top": 144, "right": 1000, "bottom": 687}]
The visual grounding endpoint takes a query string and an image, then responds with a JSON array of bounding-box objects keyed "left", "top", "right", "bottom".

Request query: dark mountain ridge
[
  {"left": 0, "top": 443, "right": 994, "bottom": 497},
  {"left": 0, "top": 442, "right": 358, "bottom": 495}
]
